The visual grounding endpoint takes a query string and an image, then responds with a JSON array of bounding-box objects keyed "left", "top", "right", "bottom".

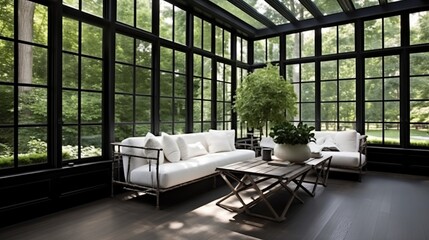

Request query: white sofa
[
  {"left": 112, "top": 130, "right": 255, "bottom": 208},
  {"left": 309, "top": 130, "right": 368, "bottom": 181}
]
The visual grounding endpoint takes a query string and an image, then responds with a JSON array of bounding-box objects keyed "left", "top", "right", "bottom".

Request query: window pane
[
  {"left": 62, "top": 17, "right": 78, "bottom": 52},
  {"left": 301, "top": 103, "right": 315, "bottom": 121},
  {"left": 81, "top": 92, "right": 102, "bottom": 123},
  {"left": 18, "top": 87, "right": 47, "bottom": 124},
  {"left": 193, "top": 17, "right": 202, "bottom": 49},
  {"left": 365, "top": 79, "right": 382, "bottom": 100},
  {"left": 82, "top": 23, "right": 102, "bottom": 58},
  {"left": 62, "top": 53, "right": 78, "bottom": 88},
  {"left": 321, "top": 60, "right": 337, "bottom": 80},
  {"left": 0, "top": 0, "right": 14, "bottom": 38},
  {"left": 254, "top": 39, "right": 265, "bottom": 63},
  {"left": 267, "top": 37, "right": 279, "bottom": 62},
  {"left": 115, "top": 64, "right": 133, "bottom": 93},
  {"left": 62, "top": 90, "right": 78, "bottom": 123},
  {"left": 364, "top": 19, "right": 382, "bottom": 50},
  {"left": 365, "top": 57, "right": 382, "bottom": 78},
  {"left": 301, "top": 83, "right": 314, "bottom": 102},
  {"left": 410, "top": 11, "right": 429, "bottom": 45},
  {"left": 410, "top": 101, "right": 429, "bottom": 122},
  {"left": 135, "top": 67, "right": 151, "bottom": 95},
  {"left": 301, "top": 30, "right": 314, "bottom": 57},
  {"left": 384, "top": 16, "right": 401, "bottom": 48},
  {"left": 136, "top": 40, "right": 152, "bottom": 67},
  {"left": 0, "top": 40, "right": 14, "bottom": 83},
  {"left": 136, "top": 0, "right": 152, "bottom": 32},
  {"left": 385, "top": 101, "right": 400, "bottom": 122},
  {"left": 116, "top": 34, "right": 134, "bottom": 64},
  {"left": 410, "top": 77, "right": 429, "bottom": 100},
  {"left": 81, "top": 125, "right": 102, "bottom": 158},
  {"left": 160, "top": 72, "right": 172, "bottom": 96},
  {"left": 286, "top": 33, "right": 299, "bottom": 59},
  {"left": 339, "top": 80, "right": 355, "bottom": 101},
  {"left": 0, "top": 85, "right": 14, "bottom": 125},
  {"left": 117, "top": 0, "right": 135, "bottom": 25},
  {"left": 18, "top": 3, "right": 48, "bottom": 45},
  {"left": 18, "top": 127, "right": 47, "bottom": 166},
  {"left": 339, "top": 102, "right": 355, "bottom": 121},
  {"left": 339, "top": 23, "right": 355, "bottom": 53},
  {"left": 115, "top": 94, "right": 133, "bottom": 122},
  {"left": 82, "top": 0, "right": 103, "bottom": 17},
  {"left": 174, "top": 6, "right": 186, "bottom": 45},
  {"left": 321, "top": 82, "right": 337, "bottom": 101},
  {"left": 410, "top": 124, "right": 429, "bottom": 147},
  {"left": 203, "top": 21, "right": 212, "bottom": 52},
  {"left": 365, "top": 102, "right": 382, "bottom": 121},
  {"left": 159, "top": 0, "right": 173, "bottom": 41},
  {"left": 81, "top": 58, "right": 102, "bottom": 90},
  {"left": 322, "top": 26, "right": 336, "bottom": 55},
  {"left": 135, "top": 96, "right": 151, "bottom": 122},
  {"left": 410, "top": 52, "right": 429, "bottom": 75},
  {"left": 384, "top": 78, "right": 400, "bottom": 100}
]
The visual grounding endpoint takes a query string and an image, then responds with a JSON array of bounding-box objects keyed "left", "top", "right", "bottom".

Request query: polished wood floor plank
[{"left": 1, "top": 172, "right": 429, "bottom": 240}]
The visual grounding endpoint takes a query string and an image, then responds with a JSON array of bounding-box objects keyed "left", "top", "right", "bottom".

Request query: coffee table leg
[{"left": 216, "top": 172, "right": 255, "bottom": 213}]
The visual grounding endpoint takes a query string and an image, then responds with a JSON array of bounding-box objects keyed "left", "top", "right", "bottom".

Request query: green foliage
[
  {"left": 234, "top": 64, "right": 297, "bottom": 131},
  {"left": 270, "top": 122, "right": 315, "bottom": 145}
]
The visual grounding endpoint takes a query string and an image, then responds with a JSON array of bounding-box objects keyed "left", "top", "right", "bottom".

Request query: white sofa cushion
[
  {"left": 120, "top": 137, "right": 147, "bottom": 178},
  {"left": 177, "top": 136, "right": 208, "bottom": 160},
  {"left": 206, "top": 131, "right": 232, "bottom": 153},
  {"left": 162, "top": 132, "right": 181, "bottom": 163},
  {"left": 334, "top": 130, "right": 358, "bottom": 152},
  {"left": 130, "top": 149, "right": 255, "bottom": 188},
  {"left": 314, "top": 130, "right": 359, "bottom": 152},
  {"left": 325, "top": 152, "right": 366, "bottom": 168},
  {"left": 144, "top": 132, "right": 164, "bottom": 165},
  {"left": 209, "top": 129, "right": 236, "bottom": 150}
]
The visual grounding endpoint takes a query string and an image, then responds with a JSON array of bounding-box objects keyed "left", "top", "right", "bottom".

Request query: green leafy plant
[
  {"left": 234, "top": 64, "right": 297, "bottom": 132},
  {"left": 270, "top": 122, "right": 315, "bottom": 145}
]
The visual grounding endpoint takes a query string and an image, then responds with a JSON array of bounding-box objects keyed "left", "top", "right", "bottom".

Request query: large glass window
[
  {"left": 409, "top": 52, "right": 429, "bottom": 147},
  {"left": 236, "top": 36, "right": 248, "bottom": 64},
  {"left": 193, "top": 54, "right": 212, "bottom": 132},
  {"left": 215, "top": 26, "right": 231, "bottom": 59},
  {"left": 159, "top": 0, "right": 186, "bottom": 45},
  {"left": 254, "top": 37, "right": 279, "bottom": 63},
  {"left": 193, "top": 16, "right": 211, "bottom": 52},
  {"left": 286, "top": 63, "right": 316, "bottom": 127},
  {"left": 0, "top": 1, "right": 49, "bottom": 169},
  {"left": 320, "top": 59, "right": 356, "bottom": 130},
  {"left": 286, "top": 30, "right": 315, "bottom": 59},
  {"left": 114, "top": 34, "right": 152, "bottom": 142},
  {"left": 216, "top": 62, "right": 232, "bottom": 130},
  {"left": 322, "top": 23, "right": 355, "bottom": 55},
  {"left": 364, "top": 15, "right": 401, "bottom": 50},
  {"left": 159, "top": 47, "right": 186, "bottom": 134},
  {"left": 117, "top": 0, "right": 152, "bottom": 32},
  {"left": 63, "top": 0, "right": 103, "bottom": 17},
  {"left": 62, "top": 17, "right": 103, "bottom": 160},
  {"left": 364, "top": 55, "right": 400, "bottom": 145}
]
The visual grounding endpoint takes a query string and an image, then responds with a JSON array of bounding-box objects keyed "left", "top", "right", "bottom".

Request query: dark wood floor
[{"left": 1, "top": 171, "right": 429, "bottom": 240}]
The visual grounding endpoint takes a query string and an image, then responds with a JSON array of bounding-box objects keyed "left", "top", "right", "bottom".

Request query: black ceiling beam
[
  {"left": 189, "top": 0, "right": 256, "bottom": 37},
  {"left": 255, "top": 0, "right": 429, "bottom": 38},
  {"left": 298, "top": 0, "right": 323, "bottom": 18},
  {"left": 227, "top": 0, "right": 277, "bottom": 28},
  {"left": 337, "top": 0, "right": 355, "bottom": 13},
  {"left": 265, "top": 0, "right": 298, "bottom": 23}
]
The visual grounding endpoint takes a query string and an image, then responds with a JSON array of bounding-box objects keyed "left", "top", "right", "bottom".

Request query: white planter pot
[{"left": 274, "top": 144, "right": 311, "bottom": 163}]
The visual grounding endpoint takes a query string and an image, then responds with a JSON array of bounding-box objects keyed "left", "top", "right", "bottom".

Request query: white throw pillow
[
  {"left": 176, "top": 137, "right": 208, "bottom": 160},
  {"left": 144, "top": 132, "right": 164, "bottom": 165},
  {"left": 161, "top": 132, "right": 180, "bottom": 163},
  {"left": 206, "top": 131, "right": 232, "bottom": 153},
  {"left": 209, "top": 129, "right": 236, "bottom": 150},
  {"left": 186, "top": 142, "right": 208, "bottom": 159},
  {"left": 334, "top": 130, "right": 358, "bottom": 152},
  {"left": 176, "top": 136, "right": 188, "bottom": 160}
]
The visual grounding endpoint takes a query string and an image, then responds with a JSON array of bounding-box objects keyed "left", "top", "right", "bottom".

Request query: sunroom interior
[{"left": 1, "top": 0, "right": 429, "bottom": 228}]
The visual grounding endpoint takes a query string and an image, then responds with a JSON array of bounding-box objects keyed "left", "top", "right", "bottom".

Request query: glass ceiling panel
[
  {"left": 209, "top": 0, "right": 266, "bottom": 29},
  {"left": 279, "top": 0, "right": 313, "bottom": 20},
  {"left": 311, "top": 0, "right": 343, "bottom": 16},
  {"left": 242, "top": 0, "right": 289, "bottom": 25},
  {"left": 352, "top": 0, "right": 379, "bottom": 9}
]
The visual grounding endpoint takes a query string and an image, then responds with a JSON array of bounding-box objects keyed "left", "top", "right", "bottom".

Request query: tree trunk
[{"left": 18, "top": 0, "right": 35, "bottom": 92}]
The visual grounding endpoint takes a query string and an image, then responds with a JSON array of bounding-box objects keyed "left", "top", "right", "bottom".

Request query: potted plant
[
  {"left": 234, "top": 64, "right": 297, "bottom": 134},
  {"left": 269, "top": 121, "right": 315, "bottom": 162}
]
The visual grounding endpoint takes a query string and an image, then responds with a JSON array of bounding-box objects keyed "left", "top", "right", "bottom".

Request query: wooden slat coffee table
[{"left": 215, "top": 155, "right": 332, "bottom": 222}]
